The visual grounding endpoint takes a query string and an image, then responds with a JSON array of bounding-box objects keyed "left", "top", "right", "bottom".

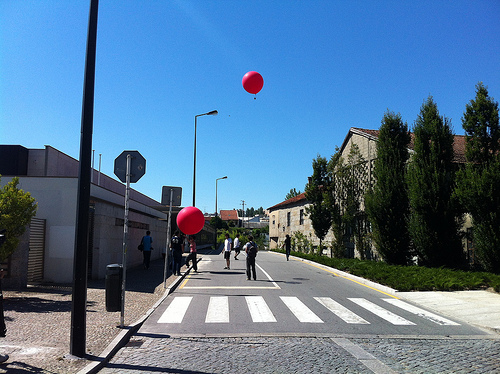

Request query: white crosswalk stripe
[
  {"left": 348, "top": 298, "right": 416, "bottom": 325},
  {"left": 280, "top": 296, "right": 323, "bottom": 323},
  {"left": 157, "top": 295, "right": 460, "bottom": 327},
  {"left": 382, "top": 298, "right": 460, "bottom": 326},
  {"left": 206, "top": 296, "right": 229, "bottom": 323},
  {"left": 246, "top": 296, "right": 277, "bottom": 322},
  {"left": 157, "top": 296, "right": 192, "bottom": 323},
  {"left": 314, "top": 297, "right": 370, "bottom": 324}
]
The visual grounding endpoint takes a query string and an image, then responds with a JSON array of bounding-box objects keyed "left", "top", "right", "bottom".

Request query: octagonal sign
[{"left": 114, "top": 150, "right": 146, "bottom": 183}]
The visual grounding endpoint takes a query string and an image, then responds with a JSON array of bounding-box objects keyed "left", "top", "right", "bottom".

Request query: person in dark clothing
[
  {"left": 283, "top": 234, "right": 291, "bottom": 261},
  {"left": 170, "top": 230, "right": 183, "bottom": 276},
  {"left": 245, "top": 235, "right": 258, "bottom": 280},
  {"left": 141, "top": 231, "right": 153, "bottom": 269}
]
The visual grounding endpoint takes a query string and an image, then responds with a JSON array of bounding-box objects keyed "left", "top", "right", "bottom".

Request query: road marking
[
  {"left": 206, "top": 296, "right": 229, "bottom": 323},
  {"left": 280, "top": 296, "right": 323, "bottom": 323},
  {"left": 246, "top": 296, "right": 277, "bottom": 322},
  {"left": 157, "top": 296, "right": 192, "bottom": 323},
  {"left": 315, "top": 297, "right": 370, "bottom": 324},
  {"left": 383, "top": 298, "right": 460, "bottom": 326},
  {"left": 348, "top": 298, "right": 415, "bottom": 325}
]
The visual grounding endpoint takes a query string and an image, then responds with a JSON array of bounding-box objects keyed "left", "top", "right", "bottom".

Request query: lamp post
[
  {"left": 215, "top": 176, "right": 227, "bottom": 250},
  {"left": 193, "top": 110, "right": 218, "bottom": 207}
]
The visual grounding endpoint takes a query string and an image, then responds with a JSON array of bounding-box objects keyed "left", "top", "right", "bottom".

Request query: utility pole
[{"left": 241, "top": 200, "right": 245, "bottom": 228}]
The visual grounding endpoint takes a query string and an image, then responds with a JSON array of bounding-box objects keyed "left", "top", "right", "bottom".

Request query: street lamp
[
  {"left": 215, "top": 175, "right": 227, "bottom": 251},
  {"left": 215, "top": 176, "right": 228, "bottom": 218},
  {"left": 193, "top": 110, "right": 218, "bottom": 207}
]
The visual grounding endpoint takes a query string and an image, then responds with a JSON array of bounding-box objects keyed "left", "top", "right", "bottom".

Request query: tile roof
[
  {"left": 267, "top": 192, "right": 307, "bottom": 211},
  {"left": 220, "top": 210, "right": 239, "bottom": 221}
]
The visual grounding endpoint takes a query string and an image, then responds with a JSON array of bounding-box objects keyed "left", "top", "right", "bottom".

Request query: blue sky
[{"left": 1, "top": 1, "right": 499, "bottom": 214}]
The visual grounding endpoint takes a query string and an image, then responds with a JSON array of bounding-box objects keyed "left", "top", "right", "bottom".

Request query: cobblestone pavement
[
  {"left": 98, "top": 335, "right": 500, "bottom": 374},
  {"left": 0, "top": 258, "right": 175, "bottom": 374}
]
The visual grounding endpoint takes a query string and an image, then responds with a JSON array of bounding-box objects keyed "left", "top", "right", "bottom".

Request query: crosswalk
[{"left": 157, "top": 295, "right": 460, "bottom": 327}]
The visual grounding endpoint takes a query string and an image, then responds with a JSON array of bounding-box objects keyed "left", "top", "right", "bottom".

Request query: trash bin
[{"left": 105, "top": 264, "right": 122, "bottom": 312}]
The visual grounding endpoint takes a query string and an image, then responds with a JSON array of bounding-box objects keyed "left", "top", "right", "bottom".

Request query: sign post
[
  {"left": 161, "top": 186, "right": 182, "bottom": 288},
  {"left": 114, "top": 150, "right": 146, "bottom": 328}
]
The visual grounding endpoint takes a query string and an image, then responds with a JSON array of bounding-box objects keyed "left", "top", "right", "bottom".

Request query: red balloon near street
[
  {"left": 177, "top": 206, "right": 205, "bottom": 235},
  {"left": 242, "top": 71, "right": 264, "bottom": 95}
]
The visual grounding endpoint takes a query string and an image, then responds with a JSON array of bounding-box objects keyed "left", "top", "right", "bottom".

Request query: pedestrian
[
  {"left": 222, "top": 233, "right": 233, "bottom": 269},
  {"left": 170, "top": 230, "right": 183, "bottom": 276},
  {"left": 185, "top": 235, "right": 198, "bottom": 272},
  {"left": 141, "top": 230, "right": 153, "bottom": 269},
  {"left": 234, "top": 233, "right": 241, "bottom": 260},
  {"left": 283, "top": 234, "right": 291, "bottom": 261},
  {"left": 245, "top": 235, "right": 258, "bottom": 280}
]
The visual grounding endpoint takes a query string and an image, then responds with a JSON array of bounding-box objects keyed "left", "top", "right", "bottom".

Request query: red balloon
[
  {"left": 176, "top": 206, "right": 205, "bottom": 235},
  {"left": 242, "top": 71, "right": 264, "bottom": 95}
]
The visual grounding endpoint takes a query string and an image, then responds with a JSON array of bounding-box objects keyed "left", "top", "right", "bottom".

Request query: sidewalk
[
  {"left": 1, "top": 252, "right": 499, "bottom": 374},
  {"left": 0, "top": 256, "right": 185, "bottom": 374}
]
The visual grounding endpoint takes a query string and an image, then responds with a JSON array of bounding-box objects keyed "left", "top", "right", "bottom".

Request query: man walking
[
  {"left": 234, "top": 233, "right": 241, "bottom": 260},
  {"left": 223, "top": 233, "right": 233, "bottom": 269},
  {"left": 245, "top": 235, "right": 258, "bottom": 280},
  {"left": 141, "top": 230, "right": 153, "bottom": 269}
]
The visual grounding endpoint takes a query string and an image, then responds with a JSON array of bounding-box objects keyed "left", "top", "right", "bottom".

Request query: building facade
[{"left": 0, "top": 145, "right": 169, "bottom": 286}]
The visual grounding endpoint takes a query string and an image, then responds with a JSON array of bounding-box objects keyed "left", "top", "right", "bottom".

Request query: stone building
[{"left": 267, "top": 127, "right": 470, "bottom": 260}]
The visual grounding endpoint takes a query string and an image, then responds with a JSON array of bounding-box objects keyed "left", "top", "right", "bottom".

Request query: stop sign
[{"left": 114, "top": 151, "right": 146, "bottom": 183}]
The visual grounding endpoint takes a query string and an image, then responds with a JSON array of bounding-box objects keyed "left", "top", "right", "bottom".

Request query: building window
[
  {"left": 287, "top": 212, "right": 291, "bottom": 227},
  {"left": 300, "top": 209, "right": 304, "bottom": 225},
  {"left": 272, "top": 215, "right": 275, "bottom": 226}
]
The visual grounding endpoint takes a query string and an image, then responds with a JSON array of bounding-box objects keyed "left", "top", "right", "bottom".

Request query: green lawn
[{"left": 273, "top": 250, "right": 500, "bottom": 292}]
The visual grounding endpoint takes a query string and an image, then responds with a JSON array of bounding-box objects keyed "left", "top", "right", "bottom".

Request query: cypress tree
[
  {"left": 456, "top": 83, "right": 500, "bottom": 272},
  {"left": 407, "top": 97, "right": 464, "bottom": 268},
  {"left": 365, "top": 111, "right": 411, "bottom": 265}
]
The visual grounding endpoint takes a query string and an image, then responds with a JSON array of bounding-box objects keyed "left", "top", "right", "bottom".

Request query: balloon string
[{"left": 254, "top": 95, "right": 256, "bottom": 100}]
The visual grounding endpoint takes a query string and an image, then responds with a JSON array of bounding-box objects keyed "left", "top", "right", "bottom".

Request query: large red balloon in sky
[
  {"left": 242, "top": 71, "right": 264, "bottom": 95},
  {"left": 177, "top": 206, "right": 205, "bottom": 235}
]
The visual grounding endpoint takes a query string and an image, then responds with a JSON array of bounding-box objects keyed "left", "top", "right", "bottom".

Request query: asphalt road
[
  {"left": 98, "top": 251, "right": 499, "bottom": 374},
  {"left": 140, "top": 251, "right": 486, "bottom": 338}
]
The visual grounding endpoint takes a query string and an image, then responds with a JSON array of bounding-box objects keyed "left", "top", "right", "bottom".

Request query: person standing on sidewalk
[
  {"left": 141, "top": 231, "right": 153, "bottom": 269},
  {"left": 244, "top": 235, "right": 258, "bottom": 280},
  {"left": 223, "top": 233, "right": 233, "bottom": 269},
  {"left": 283, "top": 234, "right": 291, "bottom": 261},
  {"left": 185, "top": 235, "right": 198, "bottom": 272},
  {"left": 170, "top": 230, "right": 183, "bottom": 276},
  {"left": 234, "top": 233, "right": 241, "bottom": 260}
]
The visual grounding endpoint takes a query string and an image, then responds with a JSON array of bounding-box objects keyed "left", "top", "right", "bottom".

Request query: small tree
[
  {"left": 365, "top": 111, "right": 411, "bottom": 265},
  {"left": 0, "top": 177, "right": 37, "bottom": 261},
  {"left": 285, "top": 188, "right": 302, "bottom": 200},
  {"left": 407, "top": 97, "right": 464, "bottom": 268},
  {"left": 456, "top": 83, "right": 500, "bottom": 272},
  {"left": 305, "top": 156, "right": 332, "bottom": 249}
]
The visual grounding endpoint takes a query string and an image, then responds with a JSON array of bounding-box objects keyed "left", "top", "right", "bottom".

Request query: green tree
[
  {"left": 407, "top": 97, "right": 464, "bottom": 268},
  {"left": 305, "top": 155, "right": 332, "bottom": 249},
  {"left": 337, "top": 144, "right": 368, "bottom": 259},
  {"left": 456, "top": 83, "right": 500, "bottom": 272},
  {"left": 0, "top": 177, "right": 38, "bottom": 261},
  {"left": 365, "top": 111, "right": 411, "bottom": 265},
  {"left": 325, "top": 149, "right": 344, "bottom": 257},
  {"left": 285, "top": 188, "right": 302, "bottom": 200}
]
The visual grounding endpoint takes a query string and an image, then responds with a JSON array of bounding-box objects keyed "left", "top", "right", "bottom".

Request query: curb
[{"left": 76, "top": 270, "right": 189, "bottom": 374}]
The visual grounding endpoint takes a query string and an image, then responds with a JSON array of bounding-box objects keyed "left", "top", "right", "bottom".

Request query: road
[{"left": 99, "top": 250, "right": 500, "bottom": 374}]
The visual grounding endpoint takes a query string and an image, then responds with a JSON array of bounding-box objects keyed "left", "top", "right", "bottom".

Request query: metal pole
[
  {"left": 70, "top": 0, "right": 99, "bottom": 358},
  {"left": 164, "top": 188, "right": 173, "bottom": 288},
  {"left": 120, "top": 153, "right": 131, "bottom": 328},
  {"left": 193, "top": 115, "right": 198, "bottom": 207}
]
